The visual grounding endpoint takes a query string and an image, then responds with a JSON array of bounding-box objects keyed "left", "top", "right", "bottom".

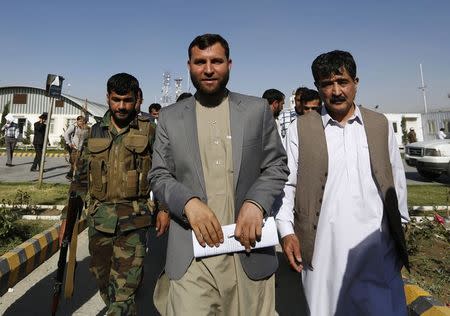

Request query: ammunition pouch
[
  {"left": 87, "top": 138, "right": 111, "bottom": 201},
  {"left": 87, "top": 120, "right": 154, "bottom": 202}
]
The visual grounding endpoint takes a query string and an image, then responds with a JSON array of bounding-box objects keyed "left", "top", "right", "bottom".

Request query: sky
[{"left": 1, "top": 0, "right": 450, "bottom": 113}]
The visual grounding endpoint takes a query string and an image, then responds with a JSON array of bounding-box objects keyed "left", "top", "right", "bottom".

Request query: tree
[
  {"left": 0, "top": 102, "right": 10, "bottom": 146},
  {"left": 23, "top": 121, "right": 32, "bottom": 145},
  {"left": 401, "top": 116, "right": 408, "bottom": 145},
  {"left": 0, "top": 101, "right": 10, "bottom": 130}
]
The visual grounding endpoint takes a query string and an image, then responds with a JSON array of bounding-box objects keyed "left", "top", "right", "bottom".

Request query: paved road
[
  {"left": 0, "top": 230, "right": 308, "bottom": 316},
  {"left": 0, "top": 156, "right": 71, "bottom": 184},
  {"left": 403, "top": 161, "right": 450, "bottom": 185},
  {"left": 1, "top": 156, "right": 449, "bottom": 186}
]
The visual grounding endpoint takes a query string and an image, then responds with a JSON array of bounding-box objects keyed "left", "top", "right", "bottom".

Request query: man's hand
[
  {"left": 234, "top": 201, "right": 264, "bottom": 252},
  {"left": 184, "top": 198, "right": 223, "bottom": 248},
  {"left": 155, "top": 211, "right": 170, "bottom": 237},
  {"left": 281, "top": 234, "right": 303, "bottom": 272}
]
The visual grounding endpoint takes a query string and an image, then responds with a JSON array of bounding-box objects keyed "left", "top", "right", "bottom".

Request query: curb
[
  {"left": 3, "top": 204, "right": 65, "bottom": 211},
  {"left": 0, "top": 219, "right": 87, "bottom": 297},
  {"left": 0, "top": 152, "right": 69, "bottom": 158},
  {"left": 410, "top": 206, "right": 450, "bottom": 211},
  {"left": 404, "top": 280, "right": 450, "bottom": 315},
  {"left": 22, "top": 215, "right": 61, "bottom": 220}
]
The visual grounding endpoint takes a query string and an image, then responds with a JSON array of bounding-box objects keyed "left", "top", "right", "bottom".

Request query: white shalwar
[{"left": 276, "top": 106, "right": 409, "bottom": 316}]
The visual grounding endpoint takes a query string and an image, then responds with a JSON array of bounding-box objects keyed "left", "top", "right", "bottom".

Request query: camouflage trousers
[{"left": 88, "top": 226, "right": 147, "bottom": 316}]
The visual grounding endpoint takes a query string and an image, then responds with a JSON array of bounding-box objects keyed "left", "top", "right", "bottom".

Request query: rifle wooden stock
[{"left": 51, "top": 193, "right": 83, "bottom": 316}]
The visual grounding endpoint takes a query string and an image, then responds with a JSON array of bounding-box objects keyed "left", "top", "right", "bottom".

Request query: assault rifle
[{"left": 51, "top": 192, "right": 83, "bottom": 316}]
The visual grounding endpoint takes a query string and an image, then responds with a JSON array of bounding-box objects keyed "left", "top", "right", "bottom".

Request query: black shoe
[
  {"left": 6, "top": 163, "right": 13, "bottom": 167},
  {"left": 30, "top": 168, "right": 38, "bottom": 172}
]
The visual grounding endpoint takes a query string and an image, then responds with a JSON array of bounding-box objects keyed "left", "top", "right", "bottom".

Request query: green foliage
[
  {"left": 23, "top": 121, "right": 32, "bottom": 145},
  {"left": 0, "top": 101, "right": 10, "bottom": 146},
  {"left": 407, "top": 217, "right": 450, "bottom": 255},
  {"left": 407, "top": 185, "right": 449, "bottom": 206},
  {"left": 0, "top": 182, "right": 69, "bottom": 205},
  {"left": 59, "top": 120, "right": 70, "bottom": 149},
  {"left": 0, "top": 220, "right": 57, "bottom": 255},
  {"left": 406, "top": 216, "right": 450, "bottom": 303},
  {"left": 0, "top": 207, "right": 20, "bottom": 239},
  {"left": 0, "top": 101, "right": 10, "bottom": 129},
  {"left": 0, "top": 188, "right": 59, "bottom": 255},
  {"left": 401, "top": 116, "right": 408, "bottom": 145},
  {"left": 0, "top": 190, "right": 37, "bottom": 239},
  {"left": 59, "top": 134, "right": 66, "bottom": 149}
]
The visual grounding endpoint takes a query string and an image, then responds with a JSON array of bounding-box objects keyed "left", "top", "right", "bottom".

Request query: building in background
[
  {"left": 0, "top": 86, "right": 108, "bottom": 146},
  {"left": 420, "top": 110, "right": 450, "bottom": 141},
  {"left": 383, "top": 113, "right": 423, "bottom": 146}
]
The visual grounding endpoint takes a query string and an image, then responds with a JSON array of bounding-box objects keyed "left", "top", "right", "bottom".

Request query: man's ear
[
  {"left": 228, "top": 58, "right": 232, "bottom": 71},
  {"left": 354, "top": 77, "right": 359, "bottom": 84}
]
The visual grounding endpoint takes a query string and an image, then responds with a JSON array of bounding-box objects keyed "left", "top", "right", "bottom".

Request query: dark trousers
[
  {"left": 5, "top": 136, "right": 17, "bottom": 165},
  {"left": 31, "top": 144, "right": 43, "bottom": 170}
]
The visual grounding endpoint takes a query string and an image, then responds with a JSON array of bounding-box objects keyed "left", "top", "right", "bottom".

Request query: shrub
[{"left": 0, "top": 190, "right": 37, "bottom": 239}]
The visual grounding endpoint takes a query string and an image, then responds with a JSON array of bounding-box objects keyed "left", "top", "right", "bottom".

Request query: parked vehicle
[{"left": 405, "top": 139, "right": 450, "bottom": 179}]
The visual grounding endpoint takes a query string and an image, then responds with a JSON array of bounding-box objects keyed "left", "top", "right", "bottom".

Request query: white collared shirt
[
  {"left": 276, "top": 106, "right": 409, "bottom": 237},
  {"left": 275, "top": 106, "right": 409, "bottom": 314}
]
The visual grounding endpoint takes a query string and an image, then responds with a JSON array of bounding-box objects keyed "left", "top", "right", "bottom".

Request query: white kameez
[{"left": 276, "top": 106, "right": 409, "bottom": 316}]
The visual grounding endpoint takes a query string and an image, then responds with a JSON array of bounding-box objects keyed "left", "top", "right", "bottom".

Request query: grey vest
[{"left": 294, "top": 107, "right": 409, "bottom": 269}]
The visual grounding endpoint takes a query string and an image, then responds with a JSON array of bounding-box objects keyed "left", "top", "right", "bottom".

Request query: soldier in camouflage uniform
[{"left": 62, "top": 73, "right": 169, "bottom": 315}]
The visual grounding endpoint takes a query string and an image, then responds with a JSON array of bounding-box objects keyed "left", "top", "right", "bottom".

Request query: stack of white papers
[{"left": 192, "top": 217, "right": 279, "bottom": 258}]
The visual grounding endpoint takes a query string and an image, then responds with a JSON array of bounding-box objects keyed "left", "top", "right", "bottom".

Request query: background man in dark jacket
[{"left": 30, "top": 112, "right": 47, "bottom": 171}]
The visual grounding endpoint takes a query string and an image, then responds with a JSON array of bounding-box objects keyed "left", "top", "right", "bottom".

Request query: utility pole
[
  {"left": 39, "top": 74, "right": 64, "bottom": 188},
  {"left": 38, "top": 97, "right": 55, "bottom": 187},
  {"left": 419, "top": 63, "right": 428, "bottom": 113}
]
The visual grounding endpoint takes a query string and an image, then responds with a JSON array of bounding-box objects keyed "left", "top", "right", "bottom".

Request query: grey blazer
[{"left": 149, "top": 91, "right": 289, "bottom": 280}]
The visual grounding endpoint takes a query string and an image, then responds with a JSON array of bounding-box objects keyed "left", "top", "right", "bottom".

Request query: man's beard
[
  {"left": 190, "top": 71, "right": 229, "bottom": 96},
  {"left": 274, "top": 107, "right": 282, "bottom": 118},
  {"left": 111, "top": 108, "right": 136, "bottom": 127}
]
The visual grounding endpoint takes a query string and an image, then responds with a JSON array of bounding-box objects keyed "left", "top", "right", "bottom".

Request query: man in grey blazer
[{"left": 149, "top": 34, "right": 288, "bottom": 315}]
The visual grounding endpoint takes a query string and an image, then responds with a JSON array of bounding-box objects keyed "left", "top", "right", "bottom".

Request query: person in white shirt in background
[
  {"left": 2, "top": 113, "right": 20, "bottom": 166},
  {"left": 63, "top": 115, "right": 88, "bottom": 179},
  {"left": 276, "top": 50, "right": 409, "bottom": 316},
  {"left": 437, "top": 127, "right": 446, "bottom": 140}
]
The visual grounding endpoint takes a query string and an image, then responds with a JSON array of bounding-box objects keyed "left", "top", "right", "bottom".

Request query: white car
[{"left": 405, "top": 139, "right": 450, "bottom": 179}]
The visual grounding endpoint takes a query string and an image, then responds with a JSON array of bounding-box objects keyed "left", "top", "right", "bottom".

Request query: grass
[
  {"left": 0, "top": 219, "right": 58, "bottom": 256},
  {"left": 407, "top": 185, "right": 450, "bottom": 206},
  {"left": 0, "top": 182, "right": 447, "bottom": 207},
  {"left": 0, "top": 182, "right": 69, "bottom": 205}
]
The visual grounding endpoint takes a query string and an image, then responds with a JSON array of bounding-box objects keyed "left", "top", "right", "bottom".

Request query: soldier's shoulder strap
[
  {"left": 135, "top": 118, "right": 155, "bottom": 138},
  {"left": 90, "top": 122, "right": 110, "bottom": 139}
]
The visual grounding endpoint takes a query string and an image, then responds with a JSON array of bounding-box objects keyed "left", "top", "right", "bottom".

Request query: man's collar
[
  {"left": 100, "top": 110, "right": 139, "bottom": 131},
  {"left": 194, "top": 89, "right": 230, "bottom": 108},
  {"left": 321, "top": 104, "right": 363, "bottom": 128}
]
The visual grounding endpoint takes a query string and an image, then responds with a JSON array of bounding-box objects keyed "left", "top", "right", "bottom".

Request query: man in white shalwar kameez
[{"left": 276, "top": 50, "right": 409, "bottom": 316}]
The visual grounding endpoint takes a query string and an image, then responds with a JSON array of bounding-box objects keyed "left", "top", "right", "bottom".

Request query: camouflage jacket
[{"left": 70, "top": 111, "right": 162, "bottom": 234}]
